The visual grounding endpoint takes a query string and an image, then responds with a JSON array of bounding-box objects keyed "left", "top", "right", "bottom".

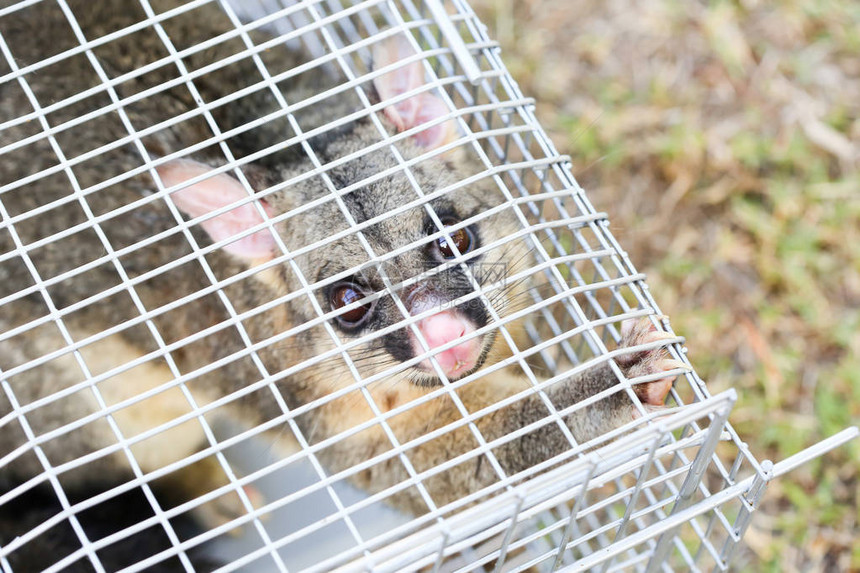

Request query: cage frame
[{"left": 0, "top": 0, "right": 856, "bottom": 571}]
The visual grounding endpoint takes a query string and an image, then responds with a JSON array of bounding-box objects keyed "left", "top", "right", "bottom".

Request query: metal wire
[{"left": 0, "top": 0, "right": 856, "bottom": 571}]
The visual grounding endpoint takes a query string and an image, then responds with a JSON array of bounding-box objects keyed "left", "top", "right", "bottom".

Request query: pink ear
[
  {"left": 156, "top": 159, "right": 277, "bottom": 260},
  {"left": 372, "top": 36, "right": 459, "bottom": 149}
]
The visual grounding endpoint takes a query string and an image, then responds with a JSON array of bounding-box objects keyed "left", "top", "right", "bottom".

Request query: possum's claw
[{"left": 616, "top": 317, "right": 687, "bottom": 408}]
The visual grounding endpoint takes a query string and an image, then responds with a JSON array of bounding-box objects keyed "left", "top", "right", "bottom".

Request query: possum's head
[{"left": 156, "top": 38, "right": 533, "bottom": 387}]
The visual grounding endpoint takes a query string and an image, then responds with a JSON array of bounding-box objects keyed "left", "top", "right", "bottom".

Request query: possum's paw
[
  {"left": 195, "top": 481, "right": 265, "bottom": 536},
  {"left": 616, "top": 316, "right": 687, "bottom": 411},
  {"left": 199, "top": 484, "right": 265, "bottom": 536},
  {"left": 165, "top": 455, "right": 266, "bottom": 535}
]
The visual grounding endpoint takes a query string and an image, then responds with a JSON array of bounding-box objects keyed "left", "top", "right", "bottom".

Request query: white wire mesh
[{"left": 0, "top": 0, "right": 856, "bottom": 572}]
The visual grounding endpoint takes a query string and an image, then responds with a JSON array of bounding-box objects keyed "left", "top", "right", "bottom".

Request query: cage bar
[{"left": 0, "top": 0, "right": 855, "bottom": 571}]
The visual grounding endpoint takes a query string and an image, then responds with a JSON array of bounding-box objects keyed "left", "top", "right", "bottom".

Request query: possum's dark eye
[
  {"left": 434, "top": 219, "right": 474, "bottom": 259},
  {"left": 330, "top": 283, "right": 373, "bottom": 327}
]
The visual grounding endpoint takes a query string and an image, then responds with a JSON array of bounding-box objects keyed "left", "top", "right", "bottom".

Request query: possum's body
[
  {"left": 0, "top": 477, "right": 222, "bottom": 572},
  {"left": 0, "top": 0, "right": 680, "bottom": 567}
]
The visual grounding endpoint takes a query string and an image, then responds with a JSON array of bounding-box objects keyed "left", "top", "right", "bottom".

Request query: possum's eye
[
  {"left": 433, "top": 219, "right": 474, "bottom": 260},
  {"left": 330, "top": 282, "right": 374, "bottom": 328}
]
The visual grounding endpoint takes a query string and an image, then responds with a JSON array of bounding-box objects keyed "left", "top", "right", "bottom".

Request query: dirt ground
[{"left": 468, "top": 0, "right": 860, "bottom": 570}]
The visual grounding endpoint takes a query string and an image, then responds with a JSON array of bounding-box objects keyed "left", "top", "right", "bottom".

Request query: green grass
[{"left": 471, "top": 0, "right": 859, "bottom": 569}]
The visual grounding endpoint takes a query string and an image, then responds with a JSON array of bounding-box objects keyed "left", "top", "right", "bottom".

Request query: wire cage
[{"left": 0, "top": 0, "right": 856, "bottom": 571}]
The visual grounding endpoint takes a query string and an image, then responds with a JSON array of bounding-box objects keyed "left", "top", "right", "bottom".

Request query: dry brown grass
[{"left": 468, "top": 0, "right": 860, "bottom": 570}]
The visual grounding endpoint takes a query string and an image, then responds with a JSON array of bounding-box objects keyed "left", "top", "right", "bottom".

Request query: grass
[{"left": 469, "top": 0, "right": 859, "bottom": 570}]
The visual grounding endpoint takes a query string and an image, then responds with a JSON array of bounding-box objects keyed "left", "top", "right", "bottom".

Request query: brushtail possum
[{"left": 0, "top": 0, "right": 683, "bottom": 558}]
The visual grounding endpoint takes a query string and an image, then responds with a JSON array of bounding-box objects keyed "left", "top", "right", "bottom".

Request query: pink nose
[{"left": 411, "top": 311, "right": 481, "bottom": 379}]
